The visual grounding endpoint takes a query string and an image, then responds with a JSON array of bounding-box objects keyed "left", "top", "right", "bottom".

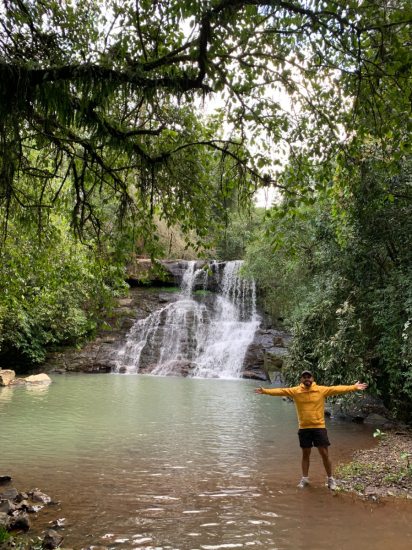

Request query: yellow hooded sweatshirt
[{"left": 260, "top": 382, "right": 358, "bottom": 429}]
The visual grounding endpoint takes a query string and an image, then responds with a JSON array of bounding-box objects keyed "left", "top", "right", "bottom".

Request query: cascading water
[{"left": 114, "top": 260, "right": 260, "bottom": 379}]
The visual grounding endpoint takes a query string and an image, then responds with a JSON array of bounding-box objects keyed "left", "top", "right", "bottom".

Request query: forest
[{"left": 0, "top": 0, "right": 411, "bottom": 419}]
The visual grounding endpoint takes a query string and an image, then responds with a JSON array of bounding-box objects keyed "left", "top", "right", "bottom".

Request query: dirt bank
[{"left": 336, "top": 430, "right": 412, "bottom": 500}]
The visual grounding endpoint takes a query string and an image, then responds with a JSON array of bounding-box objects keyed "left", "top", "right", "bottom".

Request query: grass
[
  {"left": 0, "top": 526, "right": 11, "bottom": 543},
  {"left": 335, "top": 461, "right": 379, "bottom": 491},
  {"left": 0, "top": 532, "right": 44, "bottom": 550},
  {"left": 336, "top": 433, "right": 412, "bottom": 499},
  {"left": 336, "top": 461, "right": 378, "bottom": 477}
]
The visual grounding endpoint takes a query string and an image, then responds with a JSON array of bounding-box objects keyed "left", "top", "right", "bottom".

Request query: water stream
[
  {"left": 115, "top": 261, "right": 260, "bottom": 378},
  {"left": 1, "top": 375, "right": 411, "bottom": 550}
]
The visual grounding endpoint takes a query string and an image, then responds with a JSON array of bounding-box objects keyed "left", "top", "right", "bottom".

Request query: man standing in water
[{"left": 255, "top": 371, "right": 368, "bottom": 490}]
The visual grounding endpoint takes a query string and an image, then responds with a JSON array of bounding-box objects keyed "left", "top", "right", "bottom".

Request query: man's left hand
[{"left": 354, "top": 381, "right": 368, "bottom": 391}]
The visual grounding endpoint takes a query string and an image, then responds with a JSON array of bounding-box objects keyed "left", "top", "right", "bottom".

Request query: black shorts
[{"left": 298, "top": 428, "right": 330, "bottom": 448}]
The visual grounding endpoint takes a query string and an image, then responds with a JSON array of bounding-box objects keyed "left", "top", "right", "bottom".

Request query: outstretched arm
[
  {"left": 254, "top": 386, "right": 297, "bottom": 397},
  {"left": 323, "top": 381, "right": 368, "bottom": 396},
  {"left": 354, "top": 381, "right": 368, "bottom": 391}
]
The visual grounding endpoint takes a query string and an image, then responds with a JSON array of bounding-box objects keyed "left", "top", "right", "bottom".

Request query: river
[{"left": 1, "top": 374, "right": 411, "bottom": 549}]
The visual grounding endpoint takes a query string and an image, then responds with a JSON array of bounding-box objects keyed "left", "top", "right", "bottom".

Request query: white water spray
[{"left": 114, "top": 261, "right": 260, "bottom": 379}]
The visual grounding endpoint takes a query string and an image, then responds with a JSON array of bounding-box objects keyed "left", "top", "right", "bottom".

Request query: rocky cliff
[{"left": 43, "top": 260, "right": 289, "bottom": 381}]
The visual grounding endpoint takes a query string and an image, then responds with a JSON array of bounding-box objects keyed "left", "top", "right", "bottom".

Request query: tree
[
  {"left": 0, "top": 205, "right": 128, "bottom": 367},
  {"left": 1, "top": 0, "right": 411, "bottom": 378},
  {"left": 244, "top": 154, "right": 412, "bottom": 419},
  {"left": 0, "top": 0, "right": 410, "bottom": 243}
]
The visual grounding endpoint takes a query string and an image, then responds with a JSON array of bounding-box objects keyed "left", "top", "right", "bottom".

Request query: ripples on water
[{"left": 1, "top": 374, "right": 412, "bottom": 550}]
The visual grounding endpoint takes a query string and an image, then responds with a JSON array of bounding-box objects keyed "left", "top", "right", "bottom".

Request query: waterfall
[{"left": 114, "top": 261, "right": 260, "bottom": 379}]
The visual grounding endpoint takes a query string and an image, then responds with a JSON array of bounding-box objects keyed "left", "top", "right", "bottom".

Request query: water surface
[{"left": 1, "top": 374, "right": 411, "bottom": 549}]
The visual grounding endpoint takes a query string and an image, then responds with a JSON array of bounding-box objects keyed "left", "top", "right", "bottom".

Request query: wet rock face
[
  {"left": 41, "top": 263, "right": 290, "bottom": 381},
  {"left": 41, "top": 288, "right": 290, "bottom": 381},
  {"left": 242, "top": 328, "right": 291, "bottom": 380},
  {"left": 127, "top": 259, "right": 221, "bottom": 290},
  {"left": 139, "top": 359, "right": 196, "bottom": 377},
  {"left": 43, "top": 287, "right": 172, "bottom": 374}
]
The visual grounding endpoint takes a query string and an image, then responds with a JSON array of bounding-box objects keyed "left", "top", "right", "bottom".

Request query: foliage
[
  {"left": 214, "top": 208, "right": 264, "bottom": 261},
  {"left": 244, "top": 18, "right": 412, "bottom": 415},
  {"left": 0, "top": 533, "right": 43, "bottom": 550},
  {"left": 0, "top": 0, "right": 410, "bottom": 243},
  {"left": 373, "top": 429, "right": 387, "bottom": 440},
  {"left": 0, "top": 205, "right": 127, "bottom": 367},
  {"left": 0, "top": 0, "right": 411, "bottom": 387},
  {"left": 0, "top": 526, "right": 11, "bottom": 543},
  {"left": 244, "top": 155, "right": 412, "bottom": 419},
  {"left": 400, "top": 452, "right": 411, "bottom": 473},
  {"left": 335, "top": 460, "right": 379, "bottom": 492},
  {"left": 243, "top": 204, "right": 320, "bottom": 321}
]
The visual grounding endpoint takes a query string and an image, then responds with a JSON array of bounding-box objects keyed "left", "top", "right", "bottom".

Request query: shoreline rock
[
  {"left": 0, "top": 480, "right": 63, "bottom": 548},
  {"left": 0, "top": 370, "right": 51, "bottom": 387},
  {"left": 0, "top": 370, "right": 15, "bottom": 387}
]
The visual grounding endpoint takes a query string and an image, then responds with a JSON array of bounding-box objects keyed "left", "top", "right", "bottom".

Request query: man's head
[{"left": 300, "top": 370, "right": 314, "bottom": 388}]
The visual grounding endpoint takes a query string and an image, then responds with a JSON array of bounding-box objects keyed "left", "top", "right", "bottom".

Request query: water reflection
[
  {"left": 0, "top": 374, "right": 411, "bottom": 550},
  {"left": 25, "top": 383, "right": 51, "bottom": 396},
  {"left": 0, "top": 382, "right": 51, "bottom": 404},
  {"left": 0, "top": 387, "right": 13, "bottom": 402}
]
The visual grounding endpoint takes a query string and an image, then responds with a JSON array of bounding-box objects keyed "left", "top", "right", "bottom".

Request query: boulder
[
  {"left": 42, "top": 529, "right": 64, "bottom": 549},
  {"left": 0, "top": 500, "right": 14, "bottom": 514},
  {"left": 241, "top": 327, "right": 290, "bottom": 380},
  {"left": 50, "top": 518, "right": 66, "bottom": 529},
  {"left": 24, "top": 373, "right": 52, "bottom": 384},
  {"left": 27, "top": 504, "right": 44, "bottom": 513},
  {"left": 8, "top": 512, "right": 31, "bottom": 532},
  {"left": 31, "top": 490, "right": 52, "bottom": 504},
  {"left": 14, "top": 500, "right": 30, "bottom": 512},
  {"left": 363, "top": 413, "right": 390, "bottom": 426},
  {"left": 328, "top": 394, "right": 390, "bottom": 423},
  {"left": 0, "top": 488, "right": 18, "bottom": 500},
  {"left": 0, "top": 475, "right": 12, "bottom": 484},
  {"left": 0, "top": 370, "right": 15, "bottom": 386}
]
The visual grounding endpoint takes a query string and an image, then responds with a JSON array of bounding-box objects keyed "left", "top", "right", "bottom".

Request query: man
[{"left": 255, "top": 370, "right": 368, "bottom": 490}]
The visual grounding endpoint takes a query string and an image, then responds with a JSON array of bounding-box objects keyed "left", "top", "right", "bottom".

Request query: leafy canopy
[{"left": 1, "top": 0, "right": 410, "bottom": 242}]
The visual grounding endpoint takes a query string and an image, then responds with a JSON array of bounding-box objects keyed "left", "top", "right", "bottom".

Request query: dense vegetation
[
  {"left": 0, "top": 1, "right": 411, "bottom": 417},
  {"left": 241, "top": 157, "right": 412, "bottom": 419}
]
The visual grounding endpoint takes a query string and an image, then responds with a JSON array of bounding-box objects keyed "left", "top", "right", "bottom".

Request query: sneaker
[
  {"left": 327, "top": 477, "right": 337, "bottom": 490},
  {"left": 297, "top": 477, "right": 309, "bottom": 489}
]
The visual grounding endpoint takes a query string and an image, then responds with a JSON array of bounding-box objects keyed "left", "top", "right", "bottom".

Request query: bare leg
[
  {"left": 317, "top": 446, "right": 332, "bottom": 477},
  {"left": 301, "top": 447, "right": 311, "bottom": 477}
]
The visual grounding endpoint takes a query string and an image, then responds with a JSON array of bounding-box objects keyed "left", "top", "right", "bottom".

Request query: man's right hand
[{"left": 254, "top": 387, "right": 264, "bottom": 394}]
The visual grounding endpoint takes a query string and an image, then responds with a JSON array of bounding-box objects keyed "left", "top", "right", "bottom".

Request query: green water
[{"left": 0, "top": 374, "right": 411, "bottom": 549}]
